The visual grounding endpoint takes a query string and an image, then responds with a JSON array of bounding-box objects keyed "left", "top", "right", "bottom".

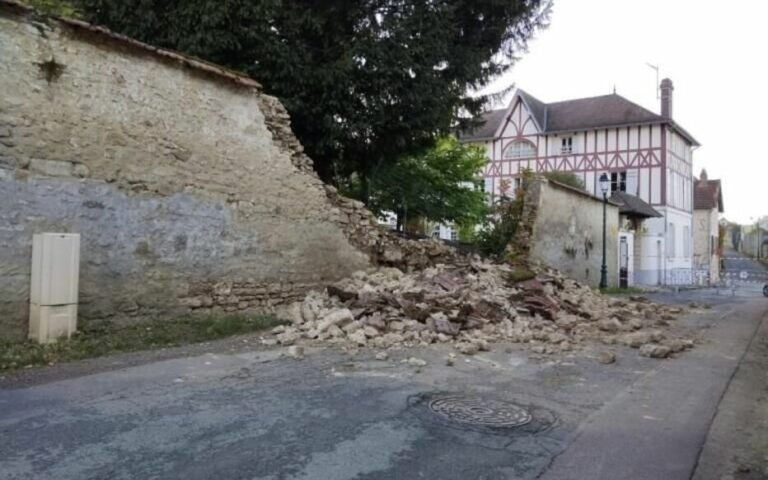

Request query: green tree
[
  {"left": 73, "top": 0, "right": 550, "bottom": 199},
  {"left": 476, "top": 168, "right": 532, "bottom": 256},
  {"left": 364, "top": 136, "right": 487, "bottom": 231},
  {"left": 19, "top": 0, "right": 80, "bottom": 16}
]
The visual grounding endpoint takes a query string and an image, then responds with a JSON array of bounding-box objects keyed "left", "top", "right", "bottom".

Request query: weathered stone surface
[
  {"left": 280, "top": 257, "right": 692, "bottom": 358},
  {"left": 406, "top": 357, "right": 427, "bottom": 367},
  {"left": 276, "top": 330, "right": 299, "bottom": 345},
  {"left": 640, "top": 344, "right": 672, "bottom": 359},
  {"left": 597, "top": 351, "right": 617, "bottom": 364},
  {"left": 598, "top": 317, "right": 623, "bottom": 333},
  {"left": 347, "top": 329, "right": 368, "bottom": 346},
  {"left": 457, "top": 342, "right": 480, "bottom": 355},
  {"left": 0, "top": 9, "right": 377, "bottom": 340},
  {"left": 316, "top": 309, "right": 354, "bottom": 332},
  {"left": 287, "top": 345, "right": 304, "bottom": 359},
  {"left": 619, "top": 331, "right": 654, "bottom": 348}
]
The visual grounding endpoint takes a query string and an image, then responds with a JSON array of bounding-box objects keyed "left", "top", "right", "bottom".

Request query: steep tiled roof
[
  {"left": 545, "top": 94, "right": 663, "bottom": 132},
  {"left": 609, "top": 191, "right": 662, "bottom": 218},
  {"left": 458, "top": 108, "right": 507, "bottom": 142},
  {"left": 459, "top": 90, "right": 699, "bottom": 146},
  {"left": 694, "top": 178, "right": 723, "bottom": 212},
  {"left": 517, "top": 89, "right": 547, "bottom": 130}
]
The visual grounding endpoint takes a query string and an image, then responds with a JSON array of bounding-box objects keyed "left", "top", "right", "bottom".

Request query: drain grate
[{"left": 427, "top": 394, "right": 532, "bottom": 428}]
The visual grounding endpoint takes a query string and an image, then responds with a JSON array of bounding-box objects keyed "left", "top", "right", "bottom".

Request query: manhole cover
[{"left": 427, "top": 395, "right": 532, "bottom": 428}]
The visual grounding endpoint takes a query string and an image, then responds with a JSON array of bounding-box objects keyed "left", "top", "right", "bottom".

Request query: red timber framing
[{"left": 479, "top": 94, "right": 699, "bottom": 210}]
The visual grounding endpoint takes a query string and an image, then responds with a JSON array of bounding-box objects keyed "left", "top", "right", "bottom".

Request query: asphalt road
[
  {"left": 1, "top": 296, "right": 766, "bottom": 480},
  {"left": 722, "top": 248, "right": 768, "bottom": 291}
]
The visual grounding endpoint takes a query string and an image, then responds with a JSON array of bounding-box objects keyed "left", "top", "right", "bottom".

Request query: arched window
[{"left": 503, "top": 141, "right": 536, "bottom": 159}]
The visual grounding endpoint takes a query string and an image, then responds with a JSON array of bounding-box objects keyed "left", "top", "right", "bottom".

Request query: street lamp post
[{"left": 599, "top": 173, "right": 611, "bottom": 289}]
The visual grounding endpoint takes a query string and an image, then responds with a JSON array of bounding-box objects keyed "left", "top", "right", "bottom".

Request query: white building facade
[{"left": 461, "top": 79, "right": 699, "bottom": 285}]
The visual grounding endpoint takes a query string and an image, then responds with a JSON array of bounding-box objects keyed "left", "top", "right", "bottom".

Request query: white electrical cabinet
[{"left": 29, "top": 233, "right": 80, "bottom": 343}]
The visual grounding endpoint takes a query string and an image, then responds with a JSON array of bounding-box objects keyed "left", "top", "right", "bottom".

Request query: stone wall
[
  {"left": 693, "top": 207, "right": 719, "bottom": 281},
  {"left": 0, "top": 4, "right": 382, "bottom": 339},
  {"left": 523, "top": 178, "right": 619, "bottom": 288}
]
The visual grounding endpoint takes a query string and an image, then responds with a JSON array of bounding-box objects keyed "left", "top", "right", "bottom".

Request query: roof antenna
[
  {"left": 646, "top": 63, "right": 660, "bottom": 99},
  {"left": 612, "top": 84, "right": 616, "bottom": 94}
]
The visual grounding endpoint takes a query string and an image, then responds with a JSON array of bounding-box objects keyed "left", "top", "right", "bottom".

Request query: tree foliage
[
  {"left": 543, "top": 171, "right": 585, "bottom": 190},
  {"left": 364, "top": 136, "right": 487, "bottom": 229},
  {"left": 475, "top": 168, "right": 532, "bottom": 256},
  {"left": 73, "top": 0, "right": 550, "bottom": 195},
  {"left": 19, "top": 0, "right": 80, "bottom": 16}
]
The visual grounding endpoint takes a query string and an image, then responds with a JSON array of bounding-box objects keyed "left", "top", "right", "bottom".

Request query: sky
[{"left": 483, "top": 0, "right": 768, "bottom": 224}]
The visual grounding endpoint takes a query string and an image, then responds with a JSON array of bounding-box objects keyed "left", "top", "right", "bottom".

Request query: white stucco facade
[{"left": 465, "top": 83, "right": 698, "bottom": 285}]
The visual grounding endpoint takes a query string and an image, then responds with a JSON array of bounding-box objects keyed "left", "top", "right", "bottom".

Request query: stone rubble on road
[{"left": 275, "top": 258, "right": 694, "bottom": 360}]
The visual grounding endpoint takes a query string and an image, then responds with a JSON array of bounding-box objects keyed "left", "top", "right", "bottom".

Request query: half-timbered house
[{"left": 461, "top": 79, "right": 699, "bottom": 285}]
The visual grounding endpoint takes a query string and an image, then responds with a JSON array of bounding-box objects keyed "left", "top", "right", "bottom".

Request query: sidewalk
[{"left": 692, "top": 306, "right": 768, "bottom": 480}]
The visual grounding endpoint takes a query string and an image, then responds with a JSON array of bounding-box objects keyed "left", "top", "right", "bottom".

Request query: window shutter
[{"left": 626, "top": 170, "right": 639, "bottom": 195}]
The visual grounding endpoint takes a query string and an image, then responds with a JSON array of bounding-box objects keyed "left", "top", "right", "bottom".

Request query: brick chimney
[
  {"left": 699, "top": 168, "right": 708, "bottom": 181},
  {"left": 660, "top": 78, "right": 674, "bottom": 118}
]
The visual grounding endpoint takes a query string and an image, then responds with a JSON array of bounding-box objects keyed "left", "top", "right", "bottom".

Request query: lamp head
[{"left": 599, "top": 173, "right": 610, "bottom": 195}]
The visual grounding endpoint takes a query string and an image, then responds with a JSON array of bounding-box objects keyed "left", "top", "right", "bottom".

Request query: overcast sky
[{"left": 484, "top": 0, "right": 767, "bottom": 224}]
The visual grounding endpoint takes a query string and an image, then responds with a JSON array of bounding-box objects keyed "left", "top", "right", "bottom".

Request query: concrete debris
[
  {"left": 287, "top": 345, "right": 304, "bottom": 359},
  {"left": 445, "top": 353, "right": 457, "bottom": 366},
  {"left": 597, "top": 351, "right": 617, "bottom": 364},
  {"left": 406, "top": 357, "right": 427, "bottom": 367},
  {"left": 639, "top": 343, "right": 673, "bottom": 359},
  {"left": 375, "top": 351, "right": 389, "bottom": 361},
  {"left": 279, "top": 259, "right": 693, "bottom": 359}
]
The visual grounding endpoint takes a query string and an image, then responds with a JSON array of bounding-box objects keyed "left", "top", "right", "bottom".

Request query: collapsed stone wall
[
  {"left": 0, "top": 2, "right": 460, "bottom": 341},
  {"left": 0, "top": 3, "right": 448, "bottom": 340}
]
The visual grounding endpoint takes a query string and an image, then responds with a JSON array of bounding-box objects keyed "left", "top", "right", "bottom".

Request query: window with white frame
[
  {"left": 450, "top": 229, "right": 458, "bottom": 242},
  {"left": 668, "top": 223, "right": 676, "bottom": 258},
  {"left": 432, "top": 225, "right": 440, "bottom": 239},
  {"left": 561, "top": 137, "right": 573, "bottom": 154},
  {"left": 503, "top": 141, "right": 536, "bottom": 159}
]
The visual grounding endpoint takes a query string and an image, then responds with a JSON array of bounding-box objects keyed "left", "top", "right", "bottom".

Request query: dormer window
[
  {"left": 561, "top": 137, "right": 573, "bottom": 154},
  {"left": 503, "top": 141, "right": 536, "bottom": 159}
]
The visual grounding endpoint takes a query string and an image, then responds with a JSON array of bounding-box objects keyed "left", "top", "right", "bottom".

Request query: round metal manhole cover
[{"left": 427, "top": 395, "right": 532, "bottom": 428}]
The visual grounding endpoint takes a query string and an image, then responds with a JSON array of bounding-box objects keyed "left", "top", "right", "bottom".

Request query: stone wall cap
[
  {"left": 0, "top": 0, "right": 263, "bottom": 91},
  {"left": 539, "top": 177, "right": 621, "bottom": 207}
]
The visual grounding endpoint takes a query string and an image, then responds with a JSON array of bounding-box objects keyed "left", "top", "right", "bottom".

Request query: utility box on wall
[{"left": 29, "top": 233, "right": 80, "bottom": 343}]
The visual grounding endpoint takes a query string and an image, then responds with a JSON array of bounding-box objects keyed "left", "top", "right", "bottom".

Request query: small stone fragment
[
  {"left": 639, "top": 343, "right": 671, "bottom": 359},
  {"left": 598, "top": 317, "right": 623, "bottom": 333},
  {"left": 287, "top": 345, "right": 304, "bottom": 359},
  {"left": 276, "top": 331, "right": 299, "bottom": 345},
  {"left": 597, "top": 351, "right": 616, "bottom": 364},
  {"left": 348, "top": 329, "right": 368, "bottom": 346},
  {"left": 456, "top": 342, "right": 479, "bottom": 355},
  {"left": 406, "top": 357, "right": 427, "bottom": 367}
]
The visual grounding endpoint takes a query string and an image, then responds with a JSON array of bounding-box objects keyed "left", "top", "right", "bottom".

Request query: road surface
[
  {"left": 721, "top": 247, "right": 768, "bottom": 295},
  {"left": 1, "top": 294, "right": 766, "bottom": 479}
]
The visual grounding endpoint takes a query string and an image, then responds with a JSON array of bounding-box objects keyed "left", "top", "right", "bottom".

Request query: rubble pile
[{"left": 276, "top": 259, "right": 693, "bottom": 359}]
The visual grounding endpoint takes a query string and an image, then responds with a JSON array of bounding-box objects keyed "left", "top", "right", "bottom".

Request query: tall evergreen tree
[{"left": 74, "top": 0, "right": 550, "bottom": 199}]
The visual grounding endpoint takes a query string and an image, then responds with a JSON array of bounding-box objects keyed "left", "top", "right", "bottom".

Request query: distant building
[
  {"left": 460, "top": 79, "right": 699, "bottom": 285},
  {"left": 693, "top": 170, "right": 724, "bottom": 284}
]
